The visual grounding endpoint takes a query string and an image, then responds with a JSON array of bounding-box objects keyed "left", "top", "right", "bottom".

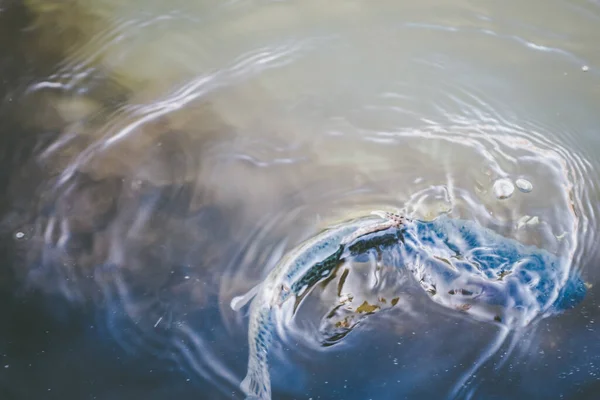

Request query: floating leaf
[{"left": 356, "top": 301, "right": 380, "bottom": 314}]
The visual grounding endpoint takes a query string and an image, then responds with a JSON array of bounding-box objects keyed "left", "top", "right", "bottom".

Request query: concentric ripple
[{"left": 2, "top": 0, "right": 599, "bottom": 399}]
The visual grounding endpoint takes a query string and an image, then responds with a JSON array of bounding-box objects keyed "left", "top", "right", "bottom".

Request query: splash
[{"left": 233, "top": 213, "right": 585, "bottom": 399}]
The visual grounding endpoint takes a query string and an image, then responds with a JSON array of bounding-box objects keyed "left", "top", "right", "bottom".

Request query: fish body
[
  {"left": 233, "top": 213, "right": 586, "bottom": 400},
  {"left": 232, "top": 212, "right": 406, "bottom": 400}
]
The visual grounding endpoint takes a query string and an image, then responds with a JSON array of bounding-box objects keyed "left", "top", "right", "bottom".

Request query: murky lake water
[{"left": 1, "top": 0, "right": 600, "bottom": 399}]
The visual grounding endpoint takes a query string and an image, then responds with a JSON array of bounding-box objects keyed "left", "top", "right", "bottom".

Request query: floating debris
[
  {"left": 496, "top": 270, "right": 512, "bottom": 281},
  {"left": 515, "top": 178, "right": 533, "bottom": 193},
  {"left": 582, "top": 65, "right": 589, "bottom": 72},
  {"left": 492, "top": 178, "right": 515, "bottom": 199},
  {"left": 334, "top": 317, "right": 352, "bottom": 329},
  {"left": 356, "top": 301, "right": 380, "bottom": 314},
  {"left": 14, "top": 231, "right": 25, "bottom": 239}
]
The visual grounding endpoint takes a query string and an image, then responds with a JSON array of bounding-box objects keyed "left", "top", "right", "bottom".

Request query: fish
[
  {"left": 231, "top": 212, "right": 586, "bottom": 400},
  {"left": 229, "top": 211, "right": 407, "bottom": 400}
]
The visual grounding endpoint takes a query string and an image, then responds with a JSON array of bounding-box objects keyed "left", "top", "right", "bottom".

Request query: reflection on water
[{"left": 1, "top": 0, "right": 600, "bottom": 399}]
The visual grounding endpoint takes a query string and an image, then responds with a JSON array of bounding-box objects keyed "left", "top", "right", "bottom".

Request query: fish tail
[
  {"left": 240, "top": 362, "right": 272, "bottom": 400},
  {"left": 241, "top": 305, "right": 274, "bottom": 400}
]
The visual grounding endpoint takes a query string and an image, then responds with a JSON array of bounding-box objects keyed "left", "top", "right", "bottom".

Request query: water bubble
[
  {"left": 515, "top": 178, "right": 533, "bottom": 193},
  {"left": 493, "top": 178, "right": 515, "bottom": 200}
]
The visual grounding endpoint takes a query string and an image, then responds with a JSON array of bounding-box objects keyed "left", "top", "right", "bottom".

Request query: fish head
[{"left": 269, "top": 283, "right": 292, "bottom": 307}]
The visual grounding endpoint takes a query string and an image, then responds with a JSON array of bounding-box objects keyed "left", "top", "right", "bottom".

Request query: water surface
[{"left": 1, "top": 0, "right": 600, "bottom": 399}]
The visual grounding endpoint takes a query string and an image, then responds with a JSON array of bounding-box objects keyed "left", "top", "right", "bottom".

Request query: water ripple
[
  {"left": 401, "top": 21, "right": 592, "bottom": 68},
  {"left": 5, "top": 2, "right": 599, "bottom": 399}
]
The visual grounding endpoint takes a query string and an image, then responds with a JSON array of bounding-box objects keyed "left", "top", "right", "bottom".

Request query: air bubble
[
  {"left": 493, "top": 178, "right": 515, "bottom": 200},
  {"left": 516, "top": 178, "right": 533, "bottom": 193}
]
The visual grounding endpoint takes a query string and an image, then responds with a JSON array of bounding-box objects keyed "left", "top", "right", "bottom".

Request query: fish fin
[
  {"left": 240, "top": 365, "right": 272, "bottom": 400},
  {"left": 231, "top": 284, "right": 261, "bottom": 311}
]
